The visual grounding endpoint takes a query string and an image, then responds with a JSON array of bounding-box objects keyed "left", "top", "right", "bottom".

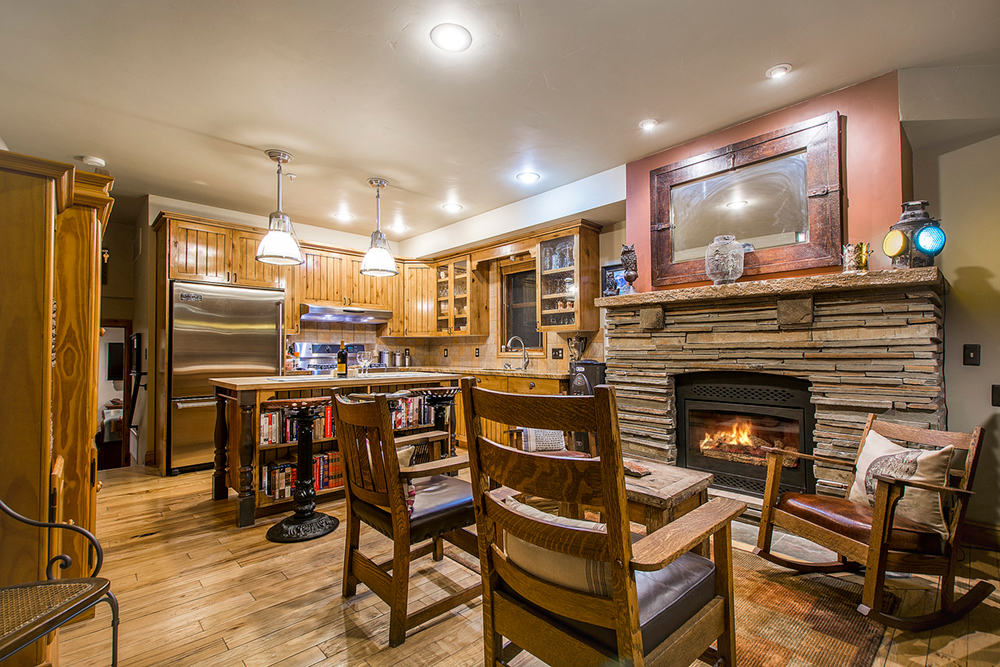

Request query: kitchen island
[{"left": 210, "top": 372, "right": 461, "bottom": 527}]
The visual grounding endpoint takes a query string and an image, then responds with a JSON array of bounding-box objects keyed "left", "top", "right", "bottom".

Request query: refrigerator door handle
[
  {"left": 277, "top": 300, "right": 285, "bottom": 373},
  {"left": 174, "top": 399, "right": 218, "bottom": 409}
]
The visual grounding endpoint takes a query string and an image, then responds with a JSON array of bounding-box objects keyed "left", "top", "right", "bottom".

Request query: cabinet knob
[
  {"left": 476, "top": 378, "right": 481, "bottom": 384},
  {"left": 96, "top": 481, "right": 103, "bottom": 493},
  {"left": 529, "top": 382, "right": 535, "bottom": 389}
]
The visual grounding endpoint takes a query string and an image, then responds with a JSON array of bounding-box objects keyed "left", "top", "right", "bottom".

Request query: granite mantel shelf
[{"left": 596, "top": 267, "right": 946, "bottom": 309}]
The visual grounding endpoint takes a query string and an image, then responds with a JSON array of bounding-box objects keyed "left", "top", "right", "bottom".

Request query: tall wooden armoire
[{"left": 0, "top": 152, "right": 112, "bottom": 667}]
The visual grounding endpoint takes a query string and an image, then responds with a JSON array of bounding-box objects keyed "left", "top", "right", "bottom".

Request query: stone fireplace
[{"left": 595, "top": 267, "right": 946, "bottom": 498}]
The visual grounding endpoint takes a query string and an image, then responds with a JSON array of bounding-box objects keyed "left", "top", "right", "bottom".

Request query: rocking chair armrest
[
  {"left": 630, "top": 497, "right": 746, "bottom": 572},
  {"left": 761, "top": 447, "right": 855, "bottom": 469},
  {"left": 872, "top": 474, "right": 974, "bottom": 499},
  {"left": 399, "top": 454, "right": 469, "bottom": 480}
]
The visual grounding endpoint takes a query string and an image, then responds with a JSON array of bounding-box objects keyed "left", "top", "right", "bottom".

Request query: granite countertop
[{"left": 406, "top": 366, "right": 572, "bottom": 380}]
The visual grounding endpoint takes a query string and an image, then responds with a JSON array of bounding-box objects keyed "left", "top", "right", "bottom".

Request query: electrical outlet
[
  {"left": 552, "top": 348, "right": 564, "bottom": 359},
  {"left": 443, "top": 348, "right": 448, "bottom": 358},
  {"left": 993, "top": 385, "right": 1000, "bottom": 407},
  {"left": 475, "top": 348, "right": 479, "bottom": 357},
  {"left": 964, "top": 344, "right": 981, "bottom": 366}
]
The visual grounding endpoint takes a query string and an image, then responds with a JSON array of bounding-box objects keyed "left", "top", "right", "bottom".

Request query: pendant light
[
  {"left": 360, "top": 178, "right": 399, "bottom": 277},
  {"left": 255, "top": 149, "right": 303, "bottom": 265}
]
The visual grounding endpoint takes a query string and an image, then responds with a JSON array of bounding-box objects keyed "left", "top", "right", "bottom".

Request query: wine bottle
[{"left": 337, "top": 340, "right": 348, "bottom": 378}]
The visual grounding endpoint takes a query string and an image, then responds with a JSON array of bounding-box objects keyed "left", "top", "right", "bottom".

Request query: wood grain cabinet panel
[
  {"left": 232, "top": 229, "right": 284, "bottom": 288},
  {"left": 403, "top": 263, "right": 435, "bottom": 336},
  {"left": 301, "top": 248, "right": 343, "bottom": 304},
  {"left": 168, "top": 218, "right": 232, "bottom": 283}
]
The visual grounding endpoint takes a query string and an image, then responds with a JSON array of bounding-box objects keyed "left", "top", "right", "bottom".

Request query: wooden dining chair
[
  {"left": 331, "top": 393, "right": 481, "bottom": 647},
  {"left": 460, "top": 377, "right": 745, "bottom": 667},
  {"left": 755, "top": 413, "right": 993, "bottom": 631}
]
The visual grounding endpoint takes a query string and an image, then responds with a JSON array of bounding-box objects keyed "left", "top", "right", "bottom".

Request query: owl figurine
[{"left": 620, "top": 243, "right": 638, "bottom": 294}]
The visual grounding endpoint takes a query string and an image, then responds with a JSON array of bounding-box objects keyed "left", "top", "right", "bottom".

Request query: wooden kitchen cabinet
[
  {"left": 165, "top": 214, "right": 284, "bottom": 289},
  {"left": 300, "top": 246, "right": 344, "bottom": 303},
  {"left": 403, "top": 262, "right": 435, "bottom": 336},
  {"left": 454, "top": 373, "right": 567, "bottom": 447},
  {"left": 0, "top": 153, "right": 112, "bottom": 667},
  {"left": 536, "top": 224, "right": 599, "bottom": 332},
  {"left": 433, "top": 256, "right": 487, "bottom": 336}
]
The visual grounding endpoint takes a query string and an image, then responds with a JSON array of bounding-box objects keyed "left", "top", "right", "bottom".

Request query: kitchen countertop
[
  {"left": 209, "top": 371, "right": 461, "bottom": 392},
  {"left": 404, "top": 366, "right": 571, "bottom": 380}
]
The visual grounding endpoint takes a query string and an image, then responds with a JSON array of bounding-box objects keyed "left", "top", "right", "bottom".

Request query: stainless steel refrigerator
[{"left": 169, "top": 281, "right": 284, "bottom": 473}]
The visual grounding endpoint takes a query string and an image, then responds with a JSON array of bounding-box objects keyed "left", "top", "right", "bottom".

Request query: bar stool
[{"left": 261, "top": 396, "right": 339, "bottom": 543}]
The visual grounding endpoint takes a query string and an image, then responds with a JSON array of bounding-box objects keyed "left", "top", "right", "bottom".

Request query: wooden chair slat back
[
  {"left": 471, "top": 387, "right": 601, "bottom": 433},
  {"left": 483, "top": 491, "right": 609, "bottom": 561},
  {"left": 476, "top": 434, "right": 605, "bottom": 506},
  {"left": 332, "top": 395, "right": 400, "bottom": 509}
]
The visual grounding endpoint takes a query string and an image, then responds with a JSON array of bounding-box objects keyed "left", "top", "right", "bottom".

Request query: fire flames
[{"left": 700, "top": 420, "right": 755, "bottom": 449}]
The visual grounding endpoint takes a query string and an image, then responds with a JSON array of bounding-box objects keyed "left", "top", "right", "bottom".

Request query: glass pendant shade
[
  {"left": 360, "top": 230, "right": 398, "bottom": 277},
  {"left": 256, "top": 212, "right": 303, "bottom": 265},
  {"left": 256, "top": 149, "right": 304, "bottom": 266},
  {"left": 360, "top": 178, "right": 399, "bottom": 276}
]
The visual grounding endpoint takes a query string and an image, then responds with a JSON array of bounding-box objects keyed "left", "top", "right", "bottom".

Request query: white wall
[{"left": 914, "top": 133, "right": 1000, "bottom": 525}]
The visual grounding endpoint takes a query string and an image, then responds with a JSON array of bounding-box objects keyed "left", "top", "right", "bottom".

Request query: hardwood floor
[{"left": 61, "top": 466, "right": 999, "bottom": 666}]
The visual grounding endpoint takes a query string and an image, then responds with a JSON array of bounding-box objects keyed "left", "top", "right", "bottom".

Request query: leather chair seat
[
  {"left": 352, "top": 475, "right": 475, "bottom": 544},
  {"left": 777, "top": 492, "right": 943, "bottom": 554},
  {"left": 501, "top": 552, "right": 716, "bottom": 656}
]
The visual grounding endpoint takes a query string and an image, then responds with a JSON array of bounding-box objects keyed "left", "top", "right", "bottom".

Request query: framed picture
[{"left": 602, "top": 263, "right": 626, "bottom": 297}]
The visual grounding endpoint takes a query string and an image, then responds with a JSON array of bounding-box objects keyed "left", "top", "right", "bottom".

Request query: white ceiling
[{"left": 2, "top": 1, "right": 998, "bottom": 241}]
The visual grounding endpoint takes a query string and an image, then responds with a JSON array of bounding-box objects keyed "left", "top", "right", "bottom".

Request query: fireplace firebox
[{"left": 676, "top": 372, "right": 815, "bottom": 496}]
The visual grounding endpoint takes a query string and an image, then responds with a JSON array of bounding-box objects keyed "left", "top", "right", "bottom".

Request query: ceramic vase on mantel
[{"left": 705, "top": 235, "right": 745, "bottom": 285}]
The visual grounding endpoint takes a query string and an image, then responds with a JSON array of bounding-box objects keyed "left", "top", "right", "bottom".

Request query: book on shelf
[
  {"left": 260, "top": 410, "right": 334, "bottom": 446},
  {"left": 260, "top": 450, "right": 344, "bottom": 499},
  {"left": 390, "top": 396, "right": 434, "bottom": 430}
]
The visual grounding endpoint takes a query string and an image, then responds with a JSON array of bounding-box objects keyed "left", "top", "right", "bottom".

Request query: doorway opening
[{"left": 98, "top": 319, "right": 133, "bottom": 469}]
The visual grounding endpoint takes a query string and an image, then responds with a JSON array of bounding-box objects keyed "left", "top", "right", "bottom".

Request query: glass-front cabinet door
[
  {"left": 538, "top": 234, "right": 579, "bottom": 330},
  {"left": 435, "top": 256, "right": 473, "bottom": 335}
]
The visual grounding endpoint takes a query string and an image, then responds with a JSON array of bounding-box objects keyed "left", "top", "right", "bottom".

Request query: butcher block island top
[{"left": 208, "top": 371, "right": 461, "bottom": 392}]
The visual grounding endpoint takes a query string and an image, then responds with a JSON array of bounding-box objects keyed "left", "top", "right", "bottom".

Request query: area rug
[{"left": 732, "top": 547, "right": 897, "bottom": 667}]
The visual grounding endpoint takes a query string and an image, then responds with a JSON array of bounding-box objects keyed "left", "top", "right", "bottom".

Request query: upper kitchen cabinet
[
  {"left": 434, "top": 256, "right": 487, "bottom": 336},
  {"left": 231, "top": 228, "right": 285, "bottom": 288},
  {"left": 162, "top": 212, "right": 283, "bottom": 289},
  {"left": 536, "top": 223, "right": 600, "bottom": 332},
  {"left": 300, "top": 246, "right": 344, "bottom": 303},
  {"left": 342, "top": 255, "right": 392, "bottom": 308},
  {"left": 403, "top": 262, "right": 436, "bottom": 337}
]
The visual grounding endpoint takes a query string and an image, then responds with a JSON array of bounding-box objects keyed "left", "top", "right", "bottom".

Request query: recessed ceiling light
[
  {"left": 442, "top": 203, "right": 464, "bottom": 212},
  {"left": 80, "top": 155, "right": 106, "bottom": 167},
  {"left": 516, "top": 172, "right": 540, "bottom": 184},
  {"left": 726, "top": 200, "right": 749, "bottom": 209},
  {"left": 430, "top": 23, "right": 472, "bottom": 52},
  {"left": 765, "top": 63, "right": 792, "bottom": 79},
  {"left": 332, "top": 212, "right": 354, "bottom": 221},
  {"left": 638, "top": 119, "right": 659, "bottom": 131}
]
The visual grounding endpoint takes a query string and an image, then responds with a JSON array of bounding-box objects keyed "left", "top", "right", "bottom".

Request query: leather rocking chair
[
  {"left": 331, "top": 393, "right": 481, "bottom": 647},
  {"left": 755, "top": 413, "right": 994, "bottom": 632}
]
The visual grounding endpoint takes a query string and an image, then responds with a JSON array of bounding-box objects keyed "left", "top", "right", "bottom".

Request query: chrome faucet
[{"left": 506, "top": 336, "right": 529, "bottom": 370}]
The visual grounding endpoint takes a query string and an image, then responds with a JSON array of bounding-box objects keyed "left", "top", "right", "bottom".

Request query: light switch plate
[
  {"left": 964, "top": 344, "right": 981, "bottom": 366},
  {"left": 443, "top": 348, "right": 448, "bottom": 358}
]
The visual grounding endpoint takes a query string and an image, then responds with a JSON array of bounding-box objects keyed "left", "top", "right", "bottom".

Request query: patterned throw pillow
[
  {"left": 502, "top": 497, "right": 614, "bottom": 596},
  {"left": 848, "top": 429, "right": 954, "bottom": 536},
  {"left": 521, "top": 428, "right": 567, "bottom": 452}
]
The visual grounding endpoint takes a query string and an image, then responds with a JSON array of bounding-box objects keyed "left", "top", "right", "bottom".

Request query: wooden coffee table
[{"left": 622, "top": 456, "right": 713, "bottom": 533}]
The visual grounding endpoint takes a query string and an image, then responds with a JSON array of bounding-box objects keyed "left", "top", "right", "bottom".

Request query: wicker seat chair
[{"left": 0, "top": 457, "right": 118, "bottom": 665}]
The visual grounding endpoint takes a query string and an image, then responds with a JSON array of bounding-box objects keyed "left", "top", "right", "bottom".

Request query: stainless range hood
[{"left": 299, "top": 302, "right": 392, "bottom": 324}]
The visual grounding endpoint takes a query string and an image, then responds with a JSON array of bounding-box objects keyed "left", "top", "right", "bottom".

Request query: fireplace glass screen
[{"left": 689, "top": 407, "right": 800, "bottom": 470}]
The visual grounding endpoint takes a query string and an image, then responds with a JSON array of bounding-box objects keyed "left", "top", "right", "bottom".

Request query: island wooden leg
[
  {"left": 212, "top": 390, "right": 229, "bottom": 501},
  {"left": 237, "top": 401, "right": 257, "bottom": 527}
]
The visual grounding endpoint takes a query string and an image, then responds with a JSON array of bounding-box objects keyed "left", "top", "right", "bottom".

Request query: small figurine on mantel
[{"left": 620, "top": 243, "right": 638, "bottom": 294}]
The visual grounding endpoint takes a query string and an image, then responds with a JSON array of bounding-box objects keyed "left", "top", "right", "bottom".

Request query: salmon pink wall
[{"left": 626, "top": 72, "right": 906, "bottom": 291}]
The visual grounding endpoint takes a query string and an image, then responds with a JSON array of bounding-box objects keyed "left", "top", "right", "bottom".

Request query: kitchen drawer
[
  {"left": 507, "top": 377, "right": 561, "bottom": 395},
  {"left": 474, "top": 375, "right": 508, "bottom": 392}
]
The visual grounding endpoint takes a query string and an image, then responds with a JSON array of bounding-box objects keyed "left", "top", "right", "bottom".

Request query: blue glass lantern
[{"left": 914, "top": 223, "right": 946, "bottom": 257}]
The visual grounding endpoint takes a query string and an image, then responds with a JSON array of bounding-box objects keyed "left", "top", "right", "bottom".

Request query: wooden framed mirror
[{"left": 650, "top": 112, "right": 843, "bottom": 286}]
